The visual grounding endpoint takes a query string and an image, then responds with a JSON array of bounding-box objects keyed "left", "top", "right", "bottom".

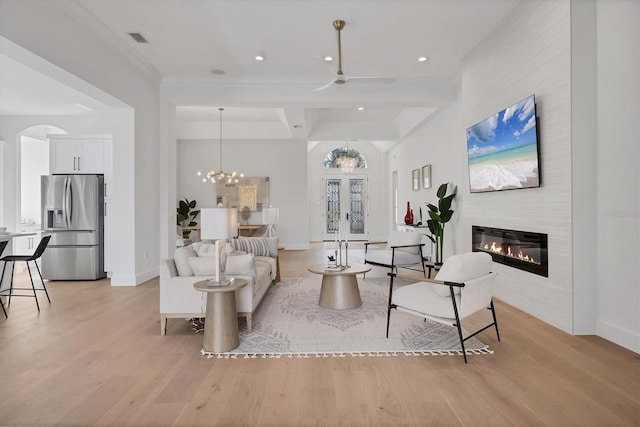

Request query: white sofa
[{"left": 159, "top": 237, "right": 279, "bottom": 335}]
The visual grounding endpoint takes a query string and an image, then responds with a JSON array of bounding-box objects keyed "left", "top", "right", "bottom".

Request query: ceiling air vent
[{"left": 127, "top": 32, "right": 149, "bottom": 43}]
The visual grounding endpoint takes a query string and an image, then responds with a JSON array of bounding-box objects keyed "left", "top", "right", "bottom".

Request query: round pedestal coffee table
[
  {"left": 193, "top": 278, "right": 247, "bottom": 353},
  {"left": 307, "top": 263, "right": 371, "bottom": 309}
]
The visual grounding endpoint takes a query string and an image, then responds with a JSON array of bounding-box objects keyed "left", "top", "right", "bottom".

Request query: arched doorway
[{"left": 322, "top": 146, "right": 368, "bottom": 241}]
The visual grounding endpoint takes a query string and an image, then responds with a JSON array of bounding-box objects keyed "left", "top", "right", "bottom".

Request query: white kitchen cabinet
[{"left": 49, "top": 137, "right": 105, "bottom": 174}]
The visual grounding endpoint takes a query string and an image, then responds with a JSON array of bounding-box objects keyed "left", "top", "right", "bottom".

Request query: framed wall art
[
  {"left": 422, "top": 164, "right": 431, "bottom": 189},
  {"left": 412, "top": 169, "right": 420, "bottom": 191}
]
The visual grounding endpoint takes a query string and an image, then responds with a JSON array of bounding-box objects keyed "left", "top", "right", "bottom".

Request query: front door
[{"left": 322, "top": 175, "right": 368, "bottom": 241}]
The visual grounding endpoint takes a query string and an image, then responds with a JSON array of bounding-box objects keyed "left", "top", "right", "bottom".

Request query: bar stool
[
  {"left": 0, "top": 235, "right": 52, "bottom": 312},
  {"left": 0, "top": 241, "right": 7, "bottom": 318}
]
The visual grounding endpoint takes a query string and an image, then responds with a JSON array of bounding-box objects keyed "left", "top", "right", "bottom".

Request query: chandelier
[
  {"left": 197, "top": 107, "right": 244, "bottom": 185},
  {"left": 336, "top": 140, "right": 358, "bottom": 172}
]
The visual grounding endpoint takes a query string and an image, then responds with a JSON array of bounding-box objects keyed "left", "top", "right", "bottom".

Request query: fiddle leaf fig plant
[
  {"left": 177, "top": 197, "right": 200, "bottom": 239},
  {"left": 426, "top": 183, "right": 457, "bottom": 264}
]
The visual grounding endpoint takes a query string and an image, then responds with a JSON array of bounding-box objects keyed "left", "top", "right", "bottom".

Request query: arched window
[{"left": 323, "top": 147, "right": 367, "bottom": 169}]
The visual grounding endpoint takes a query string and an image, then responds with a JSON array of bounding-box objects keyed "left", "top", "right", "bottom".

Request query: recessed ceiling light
[
  {"left": 357, "top": 107, "right": 364, "bottom": 111},
  {"left": 324, "top": 56, "right": 333, "bottom": 62},
  {"left": 418, "top": 56, "right": 429, "bottom": 62},
  {"left": 210, "top": 69, "right": 226, "bottom": 75},
  {"left": 255, "top": 55, "right": 265, "bottom": 61}
]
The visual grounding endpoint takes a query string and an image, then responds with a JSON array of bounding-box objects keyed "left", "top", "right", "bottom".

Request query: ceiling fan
[{"left": 312, "top": 19, "right": 396, "bottom": 91}]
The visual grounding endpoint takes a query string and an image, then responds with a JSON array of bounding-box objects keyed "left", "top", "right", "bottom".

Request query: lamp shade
[
  {"left": 262, "top": 207, "right": 279, "bottom": 225},
  {"left": 200, "top": 208, "right": 238, "bottom": 239}
]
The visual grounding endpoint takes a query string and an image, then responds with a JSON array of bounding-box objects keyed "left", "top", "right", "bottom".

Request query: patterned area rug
[{"left": 201, "top": 276, "right": 492, "bottom": 358}]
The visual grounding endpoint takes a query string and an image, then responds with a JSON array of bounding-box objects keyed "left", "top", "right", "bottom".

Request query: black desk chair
[
  {"left": 0, "top": 241, "right": 7, "bottom": 318},
  {"left": 0, "top": 235, "right": 52, "bottom": 312}
]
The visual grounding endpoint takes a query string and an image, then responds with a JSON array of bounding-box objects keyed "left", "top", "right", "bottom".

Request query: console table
[
  {"left": 180, "top": 225, "right": 267, "bottom": 240},
  {"left": 237, "top": 224, "right": 265, "bottom": 237}
]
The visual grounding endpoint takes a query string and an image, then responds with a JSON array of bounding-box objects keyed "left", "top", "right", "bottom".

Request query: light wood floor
[{"left": 0, "top": 243, "right": 638, "bottom": 426}]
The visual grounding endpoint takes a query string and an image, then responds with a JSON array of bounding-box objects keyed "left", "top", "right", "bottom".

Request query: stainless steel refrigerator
[{"left": 41, "top": 174, "right": 106, "bottom": 280}]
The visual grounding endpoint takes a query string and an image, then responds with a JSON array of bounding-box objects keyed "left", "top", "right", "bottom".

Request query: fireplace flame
[{"left": 483, "top": 241, "right": 536, "bottom": 264}]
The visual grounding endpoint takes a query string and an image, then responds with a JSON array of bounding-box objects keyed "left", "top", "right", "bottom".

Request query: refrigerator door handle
[
  {"left": 68, "top": 177, "right": 73, "bottom": 225},
  {"left": 64, "top": 176, "right": 72, "bottom": 228},
  {"left": 62, "top": 176, "right": 68, "bottom": 228}
]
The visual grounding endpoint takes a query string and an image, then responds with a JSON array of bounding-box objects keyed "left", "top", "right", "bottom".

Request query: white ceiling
[{"left": 0, "top": 0, "right": 523, "bottom": 145}]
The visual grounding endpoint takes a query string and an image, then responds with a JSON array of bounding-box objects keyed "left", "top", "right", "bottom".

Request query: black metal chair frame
[
  {"left": 0, "top": 241, "right": 7, "bottom": 318},
  {"left": 363, "top": 241, "right": 428, "bottom": 278},
  {"left": 0, "top": 235, "right": 52, "bottom": 313},
  {"left": 385, "top": 271, "right": 501, "bottom": 363}
]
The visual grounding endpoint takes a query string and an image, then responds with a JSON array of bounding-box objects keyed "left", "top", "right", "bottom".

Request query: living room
[{"left": 0, "top": 0, "right": 638, "bottom": 425}]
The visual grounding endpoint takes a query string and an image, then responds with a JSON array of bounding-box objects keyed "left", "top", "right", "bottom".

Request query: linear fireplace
[{"left": 472, "top": 226, "right": 548, "bottom": 277}]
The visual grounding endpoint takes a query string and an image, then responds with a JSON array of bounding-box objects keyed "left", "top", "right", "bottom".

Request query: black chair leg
[
  {"left": 455, "top": 322, "right": 468, "bottom": 364},
  {"left": 0, "top": 261, "right": 7, "bottom": 314},
  {"left": 450, "top": 286, "right": 468, "bottom": 363},
  {"left": 490, "top": 300, "right": 500, "bottom": 341},
  {"left": 33, "top": 261, "right": 51, "bottom": 304},
  {"left": 26, "top": 261, "right": 40, "bottom": 312},
  {"left": 7, "top": 261, "right": 15, "bottom": 307}
]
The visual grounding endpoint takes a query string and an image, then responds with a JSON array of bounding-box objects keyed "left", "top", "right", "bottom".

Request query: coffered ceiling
[{"left": 1, "top": 0, "right": 522, "bottom": 146}]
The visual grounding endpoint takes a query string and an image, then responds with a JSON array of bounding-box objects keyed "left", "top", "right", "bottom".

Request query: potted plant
[
  {"left": 176, "top": 198, "right": 200, "bottom": 239},
  {"left": 426, "top": 183, "right": 457, "bottom": 264}
]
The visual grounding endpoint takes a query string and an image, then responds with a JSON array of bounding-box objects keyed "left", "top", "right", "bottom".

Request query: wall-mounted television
[{"left": 466, "top": 95, "right": 540, "bottom": 193}]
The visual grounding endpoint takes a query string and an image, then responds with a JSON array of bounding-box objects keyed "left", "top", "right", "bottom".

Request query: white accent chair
[
  {"left": 386, "top": 252, "right": 500, "bottom": 363},
  {"left": 364, "top": 230, "right": 427, "bottom": 277}
]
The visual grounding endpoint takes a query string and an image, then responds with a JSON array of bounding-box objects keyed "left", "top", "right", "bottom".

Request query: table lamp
[
  {"left": 262, "top": 207, "right": 279, "bottom": 237},
  {"left": 200, "top": 207, "right": 238, "bottom": 283}
]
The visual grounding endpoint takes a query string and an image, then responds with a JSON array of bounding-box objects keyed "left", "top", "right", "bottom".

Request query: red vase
[{"left": 404, "top": 202, "right": 413, "bottom": 225}]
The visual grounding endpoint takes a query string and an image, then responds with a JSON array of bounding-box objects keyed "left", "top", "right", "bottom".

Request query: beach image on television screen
[{"left": 466, "top": 95, "right": 540, "bottom": 193}]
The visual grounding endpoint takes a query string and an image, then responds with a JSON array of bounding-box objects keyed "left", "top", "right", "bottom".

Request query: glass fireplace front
[{"left": 472, "top": 226, "right": 548, "bottom": 277}]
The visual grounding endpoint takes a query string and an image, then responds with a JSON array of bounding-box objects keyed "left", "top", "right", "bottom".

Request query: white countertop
[{"left": 0, "top": 232, "right": 37, "bottom": 242}]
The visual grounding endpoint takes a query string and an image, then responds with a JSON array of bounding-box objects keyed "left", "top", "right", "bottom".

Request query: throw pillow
[
  {"left": 188, "top": 257, "right": 216, "bottom": 276},
  {"left": 192, "top": 240, "right": 228, "bottom": 272},
  {"left": 225, "top": 253, "right": 257, "bottom": 278},
  {"left": 239, "top": 236, "right": 279, "bottom": 257},
  {"left": 232, "top": 237, "right": 271, "bottom": 257},
  {"left": 192, "top": 242, "right": 216, "bottom": 257},
  {"left": 173, "top": 245, "right": 197, "bottom": 276}
]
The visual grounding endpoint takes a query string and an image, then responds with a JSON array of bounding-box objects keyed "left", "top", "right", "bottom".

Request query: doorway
[{"left": 322, "top": 174, "right": 368, "bottom": 241}]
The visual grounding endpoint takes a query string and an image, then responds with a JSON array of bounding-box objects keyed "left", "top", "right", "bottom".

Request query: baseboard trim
[
  {"left": 597, "top": 319, "right": 640, "bottom": 354},
  {"left": 110, "top": 267, "right": 158, "bottom": 287}
]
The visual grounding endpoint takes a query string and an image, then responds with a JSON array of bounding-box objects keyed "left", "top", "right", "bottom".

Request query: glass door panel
[{"left": 323, "top": 175, "right": 367, "bottom": 240}]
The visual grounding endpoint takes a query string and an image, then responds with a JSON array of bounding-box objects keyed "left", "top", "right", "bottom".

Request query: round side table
[
  {"left": 193, "top": 279, "right": 247, "bottom": 352},
  {"left": 307, "top": 263, "right": 371, "bottom": 309}
]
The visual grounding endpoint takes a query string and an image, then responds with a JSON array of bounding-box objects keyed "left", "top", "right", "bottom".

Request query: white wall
[
  {"left": 177, "top": 138, "right": 308, "bottom": 249},
  {"left": 389, "top": 103, "right": 463, "bottom": 258},
  {"left": 571, "top": 0, "right": 599, "bottom": 334},
  {"left": 20, "top": 136, "right": 49, "bottom": 224},
  {"left": 595, "top": 0, "right": 639, "bottom": 352},
  {"left": 388, "top": 0, "right": 640, "bottom": 352},
  {"left": 0, "top": 0, "right": 161, "bottom": 285},
  {"left": 461, "top": 1, "right": 573, "bottom": 332},
  {"left": 391, "top": 1, "right": 575, "bottom": 333}
]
